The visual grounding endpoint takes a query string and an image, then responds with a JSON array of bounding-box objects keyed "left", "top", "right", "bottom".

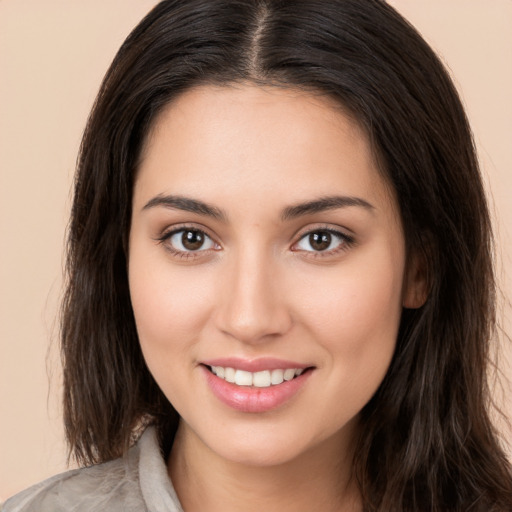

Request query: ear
[{"left": 402, "top": 248, "right": 429, "bottom": 309}]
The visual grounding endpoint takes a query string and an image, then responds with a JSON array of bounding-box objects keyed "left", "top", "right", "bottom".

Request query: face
[{"left": 129, "top": 84, "right": 422, "bottom": 467}]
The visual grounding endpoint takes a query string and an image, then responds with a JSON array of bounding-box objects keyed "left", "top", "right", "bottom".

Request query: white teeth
[
  {"left": 234, "top": 370, "right": 253, "bottom": 386},
  {"left": 270, "top": 369, "right": 284, "bottom": 385},
  {"left": 224, "top": 367, "right": 236, "bottom": 383},
  {"left": 283, "top": 369, "right": 296, "bottom": 381},
  {"left": 210, "top": 366, "right": 306, "bottom": 387},
  {"left": 253, "top": 370, "right": 271, "bottom": 387}
]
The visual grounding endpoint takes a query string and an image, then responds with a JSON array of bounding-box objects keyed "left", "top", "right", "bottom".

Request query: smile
[
  {"left": 202, "top": 361, "right": 313, "bottom": 413},
  {"left": 209, "top": 366, "right": 304, "bottom": 387}
]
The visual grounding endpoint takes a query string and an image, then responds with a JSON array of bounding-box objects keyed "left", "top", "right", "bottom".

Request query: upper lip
[{"left": 201, "top": 357, "right": 312, "bottom": 373}]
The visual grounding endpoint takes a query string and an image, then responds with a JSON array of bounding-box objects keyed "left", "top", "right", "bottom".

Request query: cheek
[
  {"left": 296, "top": 245, "right": 404, "bottom": 371},
  {"left": 293, "top": 252, "right": 404, "bottom": 431},
  {"left": 128, "top": 254, "right": 220, "bottom": 413},
  {"left": 128, "top": 248, "right": 216, "bottom": 363}
]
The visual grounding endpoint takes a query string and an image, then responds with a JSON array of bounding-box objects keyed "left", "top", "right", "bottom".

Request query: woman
[{"left": 3, "top": 0, "right": 511, "bottom": 510}]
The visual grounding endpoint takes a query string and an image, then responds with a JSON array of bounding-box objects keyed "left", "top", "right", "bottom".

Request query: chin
[
  {"left": 195, "top": 416, "right": 354, "bottom": 469},
  {"left": 213, "top": 437, "right": 311, "bottom": 467}
]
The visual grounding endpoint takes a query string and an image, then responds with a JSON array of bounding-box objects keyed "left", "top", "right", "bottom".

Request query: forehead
[{"left": 135, "top": 84, "right": 396, "bottom": 215}]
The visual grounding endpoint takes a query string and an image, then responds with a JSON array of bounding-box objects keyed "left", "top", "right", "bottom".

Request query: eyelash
[
  {"left": 156, "top": 225, "right": 220, "bottom": 260},
  {"left": 292, "top": 227, "right": 355, "bottom": 257},
  {"left": 156, "top": 225, "right": 355, "bottom": 260}
]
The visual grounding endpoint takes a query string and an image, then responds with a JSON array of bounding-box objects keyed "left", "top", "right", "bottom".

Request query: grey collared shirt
[{"left": 2, "top": 427, "right": 183, "bottom": 512}]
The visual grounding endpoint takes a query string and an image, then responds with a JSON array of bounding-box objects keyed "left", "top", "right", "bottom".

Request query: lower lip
[{"left": 202, "top": 366, "right": 312, "bottom": 413}]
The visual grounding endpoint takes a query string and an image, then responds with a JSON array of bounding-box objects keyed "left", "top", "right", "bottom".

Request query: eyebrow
[
  {"left": 142, "top": 193, "right": 374, "bottom": 222},
  {"left": 142, "top": 194, "right": 227, "bottom": 221},
  {"left": 281, "top": 195, "right": 374, "bottom": 221}
]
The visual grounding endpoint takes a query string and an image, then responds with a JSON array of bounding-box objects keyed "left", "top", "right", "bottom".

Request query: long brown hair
[{"left": 61, "top": 1, "right": 512, "bottom": 510}]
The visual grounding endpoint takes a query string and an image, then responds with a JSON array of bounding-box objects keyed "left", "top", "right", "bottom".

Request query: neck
[{"left": 168, "top": 422, "right": 361, "bottom": 512}]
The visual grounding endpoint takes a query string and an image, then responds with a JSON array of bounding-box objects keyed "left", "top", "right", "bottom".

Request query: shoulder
[
  {"left": 2, "top": 440, "right": 145, "bottom": 512},
  {"left": 2, "top": 427, "right": 183, "bottom": 512}
]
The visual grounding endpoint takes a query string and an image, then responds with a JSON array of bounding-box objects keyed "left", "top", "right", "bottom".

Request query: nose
[{"left": 213, "top": 247, "right": 293, "bottom": 344}]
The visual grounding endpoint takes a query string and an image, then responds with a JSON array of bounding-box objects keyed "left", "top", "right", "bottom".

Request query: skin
[{"left": 129, "top": 84, "right": 426, "bottom": 512}]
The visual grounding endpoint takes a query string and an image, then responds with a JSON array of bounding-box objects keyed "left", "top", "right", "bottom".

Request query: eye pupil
[
  {"left": 182, "top": 230, "right": 204, "bottom": 250},
  {"left": 309, "top": 231, "right": 331, "bottom": 251}
]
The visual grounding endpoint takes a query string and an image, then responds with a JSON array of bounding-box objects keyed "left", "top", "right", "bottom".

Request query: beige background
[{"left": 0, "top": 0, "right": 510, "bottom": 500}]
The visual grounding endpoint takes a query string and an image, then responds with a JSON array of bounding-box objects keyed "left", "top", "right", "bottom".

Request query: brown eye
[
  {"left": 182, "top": 230, "right": 205, "bottom": 250},
  {"left": 168, "top": 229, "right": 216, "bottom": 252},
  {"left": 308, "top": 232, "right": 332, "bottom": 251},
  {"left": 294, "top": 229, "right": 352, "bottom": 254}
]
